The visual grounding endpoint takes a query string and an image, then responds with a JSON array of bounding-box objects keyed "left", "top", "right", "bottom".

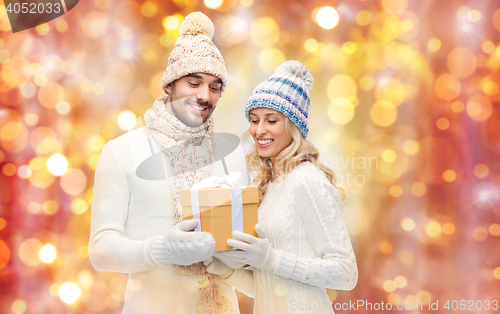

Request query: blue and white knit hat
[{"left": 245, "top": 60, "right": 313, "bottom": 138}]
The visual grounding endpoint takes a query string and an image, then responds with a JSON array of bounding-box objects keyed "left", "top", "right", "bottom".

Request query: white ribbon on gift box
[{"left": 189, "top": 172, "right": 244, "bottom": 237}]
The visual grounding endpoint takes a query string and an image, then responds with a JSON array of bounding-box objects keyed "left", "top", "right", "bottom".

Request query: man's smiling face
[{"left": 164, "top": 73, "right": 223, "bottom": 127}]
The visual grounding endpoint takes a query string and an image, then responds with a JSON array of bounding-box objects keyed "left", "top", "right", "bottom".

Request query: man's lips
[{"left": 188, "top": 103, "right": 209, "bottom": 114}]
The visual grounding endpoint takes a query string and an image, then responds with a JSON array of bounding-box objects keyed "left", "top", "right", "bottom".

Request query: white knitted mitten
[
  {"left": 151, "top": 220, "right": 216, "bottom": 266},
  {"left": 225, "top": 224, "right": 279, "bottom": 272}
]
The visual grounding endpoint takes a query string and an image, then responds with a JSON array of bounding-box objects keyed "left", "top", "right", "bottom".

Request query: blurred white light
[
  {"left": 121, "top": 47, "right": 133, "bottom": 59},
  {"left": 59, "top": 282, "right": 81, "bottom": 304},
  {"left": 39, "top": 244, "right": 57, "bottom": 263},
  {"left": 118, "top": 111, "right": 137, "bottom": 131},
  {"left": 461, "top": 23, "right": 472, "bottom": 32},
  {"left": 163, "top": 16, "right": 180, "bottom": 30},
  {"left": 47, "top": 154, "right": 68, "bottom": 176},
  {"left": 204, "top": 0, "right": 223, "bottom": 9},
  {"left": 479, "top": 191, "right": 490, "bottom": 201},
  {"left": 56, "top": 101, "right": 70, "bottom": 115},
  {"left": 316, "top": 6, "right": 340, "bottom": 29}
]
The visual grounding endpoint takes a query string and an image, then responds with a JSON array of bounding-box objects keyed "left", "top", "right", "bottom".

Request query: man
[{"left": 89, "top": 12, "right": 249, "bottom": 314}]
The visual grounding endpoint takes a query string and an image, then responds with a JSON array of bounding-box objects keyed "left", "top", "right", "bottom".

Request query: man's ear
[{"left": 165, "top": 83, "right": 172, "bottom": 95}]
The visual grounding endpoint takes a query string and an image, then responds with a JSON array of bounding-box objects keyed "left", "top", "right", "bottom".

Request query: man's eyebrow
[
  {"left": 212, "top": 78, "right": 223, "bottom": 85},
  {"left": 186, "top": 73, "right": 202, "bottom": 79}
]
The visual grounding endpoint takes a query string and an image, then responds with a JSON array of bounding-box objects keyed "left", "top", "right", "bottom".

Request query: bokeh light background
[{"left": 1, "top": 0, "right": 500, "bottom": 313}]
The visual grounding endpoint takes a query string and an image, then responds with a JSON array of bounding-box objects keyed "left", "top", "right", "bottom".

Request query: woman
[{"left": 205, "top": 60, "right": 357, "bottom": 313}]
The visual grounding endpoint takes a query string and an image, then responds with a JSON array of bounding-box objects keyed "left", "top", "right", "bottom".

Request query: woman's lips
[{"left": 256, "top": 139, "right": 274, "bottom": 148}]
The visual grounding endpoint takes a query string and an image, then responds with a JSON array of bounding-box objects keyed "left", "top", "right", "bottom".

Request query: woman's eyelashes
[{"left": 250, "top": 119, "right": 277, "bottom": 124}]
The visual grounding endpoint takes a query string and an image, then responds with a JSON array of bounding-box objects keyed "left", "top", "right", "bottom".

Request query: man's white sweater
[{"left": 89, "top": 127, "right": 249, "bottom": 313}]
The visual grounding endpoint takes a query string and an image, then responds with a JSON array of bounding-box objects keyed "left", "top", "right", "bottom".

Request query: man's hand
[
  {"left": 224, "top": 224, "right": 279, "bottom": 272},
  {"left": 152, "top": 220, "right": 215, "bottom": 266},
  {"left": 204, "top": 256, "right": 234, "bottom": 279}
]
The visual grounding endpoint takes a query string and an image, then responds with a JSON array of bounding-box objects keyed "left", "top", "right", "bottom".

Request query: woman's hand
[{"left": 224, "top": 224, "right": 279, "bottom": 272}]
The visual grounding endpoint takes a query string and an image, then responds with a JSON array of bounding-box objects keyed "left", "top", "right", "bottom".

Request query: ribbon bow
[
  {"left": 190, "top": 172, "right": 245, "bottom": 234},
  {"left": 191, "top": 172, "right": 243, "bottom": 190}
]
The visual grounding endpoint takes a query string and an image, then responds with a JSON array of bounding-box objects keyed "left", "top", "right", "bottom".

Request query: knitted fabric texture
[
  {"left": 144, "top": 95, "right": 232, "bottom": 314},
  {"left": 223, "top": 162, "right": 357, "bottom": 313},
  {"left": 245, "top": 60, "right": 313, "bottom": 138},
  {"left": 161, "top": 12, "right": 227, "bottom": 94}
]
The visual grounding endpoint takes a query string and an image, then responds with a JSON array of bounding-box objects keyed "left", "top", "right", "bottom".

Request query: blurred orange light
[
  {"left": 473, "top": 227, "right": 488, "bottom": 242},
  {"left": 426, "top": 221, "right": 442, "bottom": 237},
  {"left": 411, "top": 182, "right": 426, "bottom": 196},
  {"left": 473, "top": 163, "right": 489, "bottom": 178},
  {"left": 436, "top": 117, "right": 450, "bottom": 130},
  {"left": 141, "top": 2, "right": 157, "bottom": 17},
  {"left": 304, "top": 38, "right": 318, "bottom": 52},
  {"left": 0, "top": 217, "right": 6, "bottom": 230},
  {"left": 482, "top": 41, "right": 495, "bottom": 54},
  {"left": 466, "top": 95, "right": 492, "bottom": 122},
  {"left": 434, "top": 74, "right": 460, "bottom": 101},
  {"left": 442, "top": 223, "right": 455, "bottom": 235},
  {"left": 356, "top": 10, "right": 373, "bottom": 26},
  {"left": 383, "top": 280, "right": 397, "bottom": 292},
  {"left": 2, "top": 163, "right": 16, "bottom": 176},
  {"left": 443, "top": 169, "right": 456, "bottom": 182},
  {"left": 403, "top": 139, "right": 420, "bottom": 155},
  {"left": 389, "top": 185, "right": 403, "bottom": 197},
  {"left": 380, "top": 242, "right": 393, "bottom": 255},
  {"left": 451, "top": 100, "right": 464, "bottom": 113},
  {"left": 0, "top": 239, "right": 10, "bottom": 270},
  {"left": 43, "top": 200, "right": 59, "bottom": 215},
  {"left": 417, "top": 290, "right": 432, "bottom": 305},
  {"left": 382, "top": 149, "right": 397, "bottom": 163},
  {"left": 489, "top": 224, "right": 500, "bottom": 236},
  {"left": 394, "top": 276, "right": 407, "bottom": 288},
  {"left": 427, "top": 38, "right": 441, "bottom": 52},
  {"left": 494, "top": 267, "right": 500, "bottom": 280},
  {"left": 35, "top": 24, "right": 50, "bottom": 35},
  {"left": 387, "top": 293, "right": 400, "bottom": 304},
  {"left": 55, "top": 20, "right": 68, "bottom": 33},
  {"left": 241, "top": 0, "right": 253, "bottom": 7}
]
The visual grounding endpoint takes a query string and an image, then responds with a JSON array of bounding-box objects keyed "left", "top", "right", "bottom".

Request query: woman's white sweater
[
  {"left": 89, "top": 127, "right": 249, "bottom": 314},
  {"left": 223, "top": 162, "right": 358, "bottom": 313}
]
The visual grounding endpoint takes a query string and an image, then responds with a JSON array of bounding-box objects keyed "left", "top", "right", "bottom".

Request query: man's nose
[{"left": 196, "top": 86, "right": 210, "bottom": 104}]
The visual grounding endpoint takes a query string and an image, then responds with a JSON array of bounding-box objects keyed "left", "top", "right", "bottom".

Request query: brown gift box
[{"left": 180, "top": 186, "right": 259, "bottom": 251}]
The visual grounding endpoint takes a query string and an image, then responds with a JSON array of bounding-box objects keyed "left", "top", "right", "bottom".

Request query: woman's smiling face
[{"left": 249, "top": 108, "right": 292, "bottom": 158}]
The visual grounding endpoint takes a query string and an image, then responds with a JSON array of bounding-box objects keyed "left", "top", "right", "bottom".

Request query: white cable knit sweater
[
  {"left": 223, "top": 162, "right": 358, "bottom": 314},
  {"left": 89, "top": 127, "right": 249, "bottom": 314}
]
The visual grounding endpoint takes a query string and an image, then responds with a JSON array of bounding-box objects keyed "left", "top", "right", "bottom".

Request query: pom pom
[
  {"left": 275, "top": 60, "right": 314, "bottom": 91},
  {"left": 179, "top": 12, "right": 215, "bottom": 39}
]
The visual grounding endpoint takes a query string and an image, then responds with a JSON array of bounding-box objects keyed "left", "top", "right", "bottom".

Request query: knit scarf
[{"left": 144, "top": 95, "right": 232, "bottom": 314}]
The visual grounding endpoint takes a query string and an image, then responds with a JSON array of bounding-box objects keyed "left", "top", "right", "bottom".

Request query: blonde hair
[{"left": 243, "top": 116, "right": 346, "bottom": 206}]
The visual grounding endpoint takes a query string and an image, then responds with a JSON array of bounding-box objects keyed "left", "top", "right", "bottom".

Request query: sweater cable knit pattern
[{"left": 223, "top": 162, "right": 357, "bottom": 314}]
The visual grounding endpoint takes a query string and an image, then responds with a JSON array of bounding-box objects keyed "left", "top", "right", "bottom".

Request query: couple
[{"left": 89, "top": 12, "right": 357, "bottom": 314}]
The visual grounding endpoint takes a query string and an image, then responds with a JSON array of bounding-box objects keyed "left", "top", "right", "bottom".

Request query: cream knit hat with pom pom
[{"left": 161, "top": 12, "right": 227, "bottom": 94}]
